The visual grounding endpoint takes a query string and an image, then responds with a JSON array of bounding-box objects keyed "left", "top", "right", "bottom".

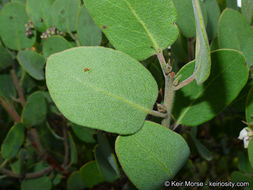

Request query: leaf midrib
[
  {"left": 132, "top": 136, "right": 172, "bottom": 176},
  {"left": 122, "top": 0, "right": 159, "bottom": 51},
  {"left": 71, "top": 75, "right": 152, "bottom": 114}
]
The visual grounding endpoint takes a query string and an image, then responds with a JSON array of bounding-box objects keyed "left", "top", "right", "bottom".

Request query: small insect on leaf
[{"left": 84, "top": 67, "right": 90, "bottom": 72}]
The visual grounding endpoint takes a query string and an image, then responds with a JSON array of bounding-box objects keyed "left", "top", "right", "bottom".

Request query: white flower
[{"left": 238, "top": 127, "right": 251, "bottom": 148}]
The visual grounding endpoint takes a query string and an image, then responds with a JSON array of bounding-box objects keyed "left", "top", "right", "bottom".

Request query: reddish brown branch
[
  {"left": 0, "top": 166, "right": 53, "bottom": 179},
  {"left": 28, "top": 128, "right": 69, "bottom": 175},
  {"left": 63, "top": 125, "right": 69, "bottom": 166},
  {"left": 0, "top": 98, "right": 21, "bottom": 122},
  {"left": 10, "top": 69, "right": 26, "bottom": 107}
]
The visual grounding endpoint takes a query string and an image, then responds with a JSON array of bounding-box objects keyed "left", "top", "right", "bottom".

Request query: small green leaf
[
  {"left": 80, "top": 161, "right": 104, "bottom": 188},
  {"left": 248, "top": 140, "right": 253, "bottom": 168},
  {"left": 68, "top": 132, "right": 78, "bottom": 165},
  {"left": 0, "top": 45, "right": 13, "bottom": 71},
  {"left": 42, "top": 35, "right": 72, "bottom": 58},
  {"left": 21, "top": 91, "right": 47, "bottom": 127},
  {"left": 51, "top": 0, "right": 80, "bottom": 33},
  {"left": 190, "top": 128, "right": 212, "bottom": 161},
  {"left": 21, "top": 176, "right": 52, "bottom": 190},
  {"left": 172, "top": 0, "right": 207, "bottom": 38},
  {"left": 1, "top": 123, "right": 25, "bottom": 159},
  {"left": 242, "top": 0, "right": 253, "bottom": 24},
  {"left": 84, "top": 0, "right": 178, "bottom": 60},
  {"left": 26, "top": 0, "right": 54, "bottom": 31},
  {"left": 0, "top": 2, "right": 36, "bottom": 50},
  {"left": 95, "top": 133, "right": 120, "bottom": 182},
  {"left": 77, "top": 5, "right": 101, "bottom": 46},
  {"left": 46, "top": 47, "right": 158, "bottom": 134},
  {"left": 17, "top": 50, "right": 45, "bottom": 80},
  {"left": 71, "top": 123, "right": 95, "bottom": 143},
  {"left": 115, "top": 121, "right": 190, "bottom": 190},
  {"left": 246, "top": 87, "right": 253, "bottom": 124},
  {"left": 0, "top": 74, "right": 16, "bottom": 101},
  {"left": 204, "top": 0, "right": 220, "bottom": 39},
  {"left": 173, "top": 49, "right": 249, "bottom": 126},
  {"left": 192, "top": 0, "right": 211, "bottom": 84},
  {"left": 218, "top": 8, "right": 253, "bottom": 66},
  {"left": 67, "top": 171, "right": 86, "bottom": 190}
]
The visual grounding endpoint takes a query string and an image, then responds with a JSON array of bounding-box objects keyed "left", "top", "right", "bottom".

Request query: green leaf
[
  {"left": 67, "top": 171, "right": 86, "bottom": 190},
  {"left": 0, "top": 2, "right": 36, "bottom": 50},
  {"left": 42, "top": 36, "right": 72, "bottom": 58},
  {"left": 46, "top": 47, "right": 158, "bottom": 134},
  {"left": 248, "top": 140, "right": 253, "bottom": 168},
  {"left": 242, "top": 0, "right": 253, "bottom": 24},
  {"left": 0, "top": 45, "right": 13, "bottom": 71},
  {"left": 21, "top": 176, "right": 52, "bottom": 190},
  {"left": 218, "top": 8, "right": 253, "bottom": 66},
  {"left": 246, "top": 87, "right": 253, "bottom": 124},
  {"left": 71, "top": 123, "right": 95, "bottom": 143},
  {"left": 172, "top": 0, "right": 207, "bottom": 38},
  {"left": 190, "top": 128, "right": 212, "bottom": 161},
  {"left": 173, "top": 49, "right": 249, "bottom": 126},
  {"left": 192, "top": 0, "right": 211, "bottom": 84},
  {"left": 68, "top": 132, "right": 78, "bottom": 165},
  {"left": 0, "top": 74, "right": 16, "bottom": 101},
  {"left": 115, "top": 121, "right": 190, "bottom": 190},
  {"left": 21, "top": 91, "right": 47, "bottom": 127},
  {"left": 77, "top": 5, "right": 101, "bottom": 46},
  {"left": 51, "top": 0, "right": 80, "bottom": 33},
  {"left": 17, "top": 50, "right": 45, "bottom": 80},
  {"left": 1, "top": 123, "right": 25, "bottom": 159},
  {"left": 84, "top": 0, "right": 178, "bottom": 60},
  {"left": 26, "top": 0, "right": 54, "bottom": 31},
  {"left": 204, "top": 0, "right": 220, "bottom": 39},
  {"left": 95, "top": 133, "right": 120, "bottom": 182},
  {"left": 80, "top": 161, "right": 104, "bottom": 188}
]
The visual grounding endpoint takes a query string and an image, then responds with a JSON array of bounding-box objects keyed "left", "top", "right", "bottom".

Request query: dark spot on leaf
[
  {"left": 84, "top": 68, "right": 90, "bottom": 72},
  {"left": 60, "top": 10, "right": 65, "bottom": 15},
  {"left": 49, "top": 48, "right": 53, "bottom": 51},
  {"left": 40, "top": 18, "right": 44, "bottom": 23},
  {"left": 102, "top": 25, "right": 107, "bottom": 29},
  {"left": 9, "top": 16, "right": 13, "bottom": 20},
  {"left": 150, "top": 46, "right": 154, "bottom": 49}
]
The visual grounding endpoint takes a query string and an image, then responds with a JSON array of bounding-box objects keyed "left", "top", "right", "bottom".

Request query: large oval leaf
[
  {"left": 51, "top": 0, "right": 80, "bottom": 33},
  {"left": 0, "top": 74, "right": 16, "bottom": 101},
  {"left": 21, "top": 176, "right": 52, "bottom": 190},
  {"left": 218, "top": 8, "right": 253, "bottom": 66},
  {"left": 192, "top": 0, "right": 211, "bottom": 84},
  {"left": 115, "top": 121, "right": 190, "bottom": 190},
  {"left": 46, "top": 47, "right": 158, "bottom": 134},
  {"left": 77, "top": 5, "right": 102, "bottom": 46},
  {"left": 0, "top": 2, "right": 35, "bottom": 50},
  {"left": 84, "top": 0, "right": 178, "bottom": 60},
  {"left": 17, "top": 50, "right": 45, "bottom": 80},
  {"left": 42, "top": 36, "right": 72, "bottom": 58},
  {"left": 0, "top": 45, "right": 13, "bottom": 71},
  {"left": 246, "top": 86, "right": 253, "bottom": 124},
  {"left": 80, "top": 161, "right": 104, "bottom": 188},
  {"left": 1, "top": 123, "right": 25, "bottom": 159},
  {"left": 26, "top": 0, "right": 54, "bottom": 32},
  {"left": 173, "top": 49, "right": 249, "bottom": 126},
  {"left": 21, "top": 91, "right": 47, "bottom": 127}
]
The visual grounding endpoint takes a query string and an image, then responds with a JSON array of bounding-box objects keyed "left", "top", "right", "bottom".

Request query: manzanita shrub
[{"left": 0, "top": 0, "right": 253, "bottom": 189}]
